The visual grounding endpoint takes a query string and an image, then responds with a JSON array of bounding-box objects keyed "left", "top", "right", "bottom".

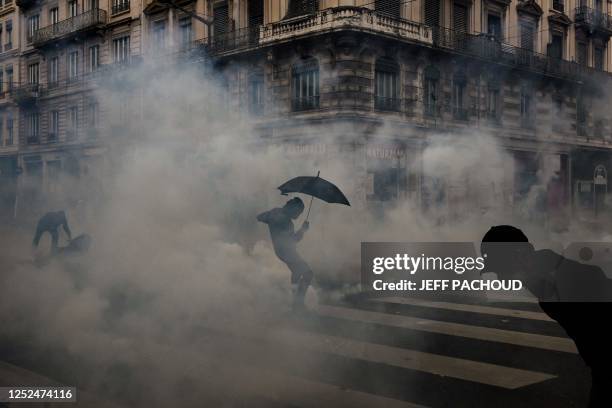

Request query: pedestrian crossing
[
  {"left": 315, "top": 304, "right": 577, "bottom": 353},
  {"left": 191, "top": 293, "right": 586, "bottom": 407},
  {"left": 1, "top": 294, "right": 588, "bottom": 408}
]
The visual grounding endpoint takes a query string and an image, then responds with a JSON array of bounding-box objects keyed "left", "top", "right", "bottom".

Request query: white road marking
[
  {"left": 372, "top": 297, "right": 553, "bottom": 321},
  {"left": 271, "top": 328, "right": 557, "bottom": 389},
  {"left": 317, "top": 304, "right": 577, "bottom": 354}
]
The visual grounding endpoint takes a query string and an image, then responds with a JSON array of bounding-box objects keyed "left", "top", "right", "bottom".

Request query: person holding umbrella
[
  {"left": 257, "top": 172, "right": 350, "bottom": 312},
  {"left": 257, "top": 197, "right": 312, "bottom": 311}
]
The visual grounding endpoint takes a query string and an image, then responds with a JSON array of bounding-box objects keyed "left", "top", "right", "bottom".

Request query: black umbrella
[{"left": 278, "top": 171, "right": 350, "bottom": 221}]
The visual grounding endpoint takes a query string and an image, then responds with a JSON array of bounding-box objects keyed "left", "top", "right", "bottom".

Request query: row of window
[
  {"left": 23, "top": 36, "right": 130, "bottom": 86},
  {"left": 27, "top": 0, "right": 95, "bottom": 40},
  {"left": 25, "top": 104, "right": 99, "bottom": 143},
  {"left": 250, "top": 58, "right": 585, "bottom": 132}
]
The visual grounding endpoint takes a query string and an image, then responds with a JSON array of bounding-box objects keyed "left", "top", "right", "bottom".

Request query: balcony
[
  {"left": 432, "top": 28, "right": 586, "bottom": 81},
  {"left": 575, "top": 6, "right": 612, "bottom": 36},
  {"left": 260, "top": 6, "right": 432, "bottom": 47},
  {"left": 32, "top": 9, "right": 107, "bottom": 47},
  {"left": 207, "top": 26, "right": 261, "bottom": 55},
  {"left": 10, "top": 84, "right": 42, "bottom": 105}
]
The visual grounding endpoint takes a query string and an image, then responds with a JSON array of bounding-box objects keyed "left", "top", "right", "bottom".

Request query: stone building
[
  {"left": 2, "top": 0, "right": 612, "bottom": 223},
  {"left": 201, "top": 0, "right": 612, "bottom": 222}
]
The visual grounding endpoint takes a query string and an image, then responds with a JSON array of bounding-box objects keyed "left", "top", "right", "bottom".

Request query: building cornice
[{"left": 516, "top": 0, "right": 543, "bottom": 17}]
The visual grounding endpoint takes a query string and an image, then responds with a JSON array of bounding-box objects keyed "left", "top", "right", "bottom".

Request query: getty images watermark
[{"left": 361, "top": 242, "right": 529, "bottom": 297}]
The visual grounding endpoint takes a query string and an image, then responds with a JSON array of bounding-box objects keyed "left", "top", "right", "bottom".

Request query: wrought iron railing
[
  {"left": 208, "top": 26, "right": 261, "bottom": 54},
  {"left": 432, "top": 27, "right": 585, "bottom": 80},
  {"left": 575, "top": 6, "right": 612, "bottom": 33},
  {"left": 10, "top": 83, "right": 42, "bottom": 104},
  {"left": 32, "top": 8, "right": 107, "bottom": 46},
  {"left": 204, "top": 7, "right": 607, "bottom": 81}
]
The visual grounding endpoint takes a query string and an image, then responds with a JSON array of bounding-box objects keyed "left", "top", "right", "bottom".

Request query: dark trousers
[
  {"left": 279, "top": 251, "right": 313, "bottom": 305},
  {"left": 32, "top": 227, "right": 59, "bottom": 252}
]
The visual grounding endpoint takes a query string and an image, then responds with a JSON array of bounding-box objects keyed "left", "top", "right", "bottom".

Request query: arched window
[
  {"left": 291, "top": 57, "right": 319, "bottom": 111},
  {"left": 423, "top": 65, "right": 439, "bottom": 117},
  {"left": 452, "top": 70, "right": 467, "bottom": 120},
  {"left": 375, "top": 58, "right": 400, "bottom": 111}
]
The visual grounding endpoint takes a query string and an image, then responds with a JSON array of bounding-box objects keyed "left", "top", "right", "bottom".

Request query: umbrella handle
[
  {"left": 305, "top": 171, "right": 320, "bottom": 222},
  {"left": 305, "top": 195, "right": 314, "bottom": 222}
]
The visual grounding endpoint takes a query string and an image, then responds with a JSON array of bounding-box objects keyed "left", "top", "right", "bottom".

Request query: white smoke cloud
[{"left": 0, "top": 59, "right": 605, "bottom": 406}]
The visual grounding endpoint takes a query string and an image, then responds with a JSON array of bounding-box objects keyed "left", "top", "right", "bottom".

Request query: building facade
[{"left": 2, "top": 0, "right": 612, "bottom": 224}]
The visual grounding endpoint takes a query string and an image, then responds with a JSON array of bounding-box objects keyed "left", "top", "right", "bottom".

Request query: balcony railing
[
  {"left": 217, "top": 8, "right": 592, "bottom": 81},
  {"left": 260, "top": 6, "right": 431, "bottom": 46},
  {"left": 10, "top": 84, "right": 42, "bottom": 105},
  {"left": 432, "top": 28, "right": 586, "bottom": 80},
  {"left": 111, "top": 0, "right": 130, "bottom": 15},
  {"left": 32, "top": 8, "right": 107, "bottom": 46},
  {"left": 207, "top": 26, "right": 261, "bottom": 54},
  {"left": 575, "top": 6, "right": 612, "bottom": 35}
]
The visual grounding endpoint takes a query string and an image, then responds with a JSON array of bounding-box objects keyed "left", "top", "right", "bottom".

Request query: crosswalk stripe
[
  {"left": 371, "top": 297, "right": 553, "bottom": 321},
  {"left": 272, "top": 328, "right": 556, "bottom": 389},
  {"left": 317, "top": 304, "right": 577, "bottom": 354}
]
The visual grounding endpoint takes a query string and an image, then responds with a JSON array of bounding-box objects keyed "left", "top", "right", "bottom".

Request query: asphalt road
[{"left": 0, "top": 292, "right": 591, "bottom": 407}]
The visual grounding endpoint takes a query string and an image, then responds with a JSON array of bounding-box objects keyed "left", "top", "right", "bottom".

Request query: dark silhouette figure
[
  {"left": 481, "top": 225, "right": 612, "bottom": 407},
  {"left": 32, "top": 211, "right": 72, "bottom": 254},
  {"left": 257, "top": 198, "right": 312, "bottom": 311}
]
